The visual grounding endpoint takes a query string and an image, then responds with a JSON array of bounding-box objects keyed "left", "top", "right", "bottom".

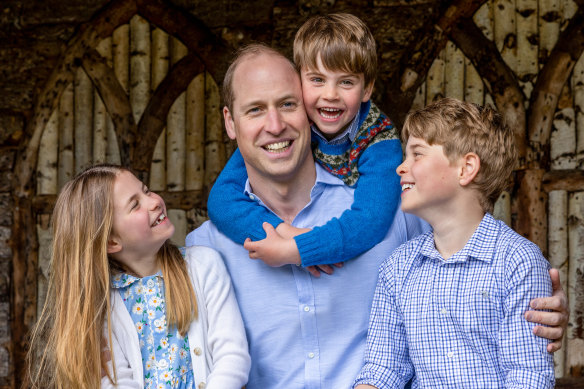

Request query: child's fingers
[
  {"left": 306, "top": 266, "right": 321, "bottom": 278},
  {"left": 316, "top": 264, "right": 334, "bottom": 275}
]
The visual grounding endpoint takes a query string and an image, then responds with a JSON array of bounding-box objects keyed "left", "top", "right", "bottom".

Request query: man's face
[{"left": 223, "top": 53, "right": 312, "bottom": 184}]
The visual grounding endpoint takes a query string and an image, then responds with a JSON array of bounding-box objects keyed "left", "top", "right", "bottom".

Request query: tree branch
[
  {"left": 381, "top": 0, "right": 487, "bottom": 128},
  {"left": 449, "top": 18, "right": 526, "bottom": 165},
  {"left": 527, "top": 6, "right": 584, "bottom": 169},
  {"left": 81, "top": 49, "right": 136, "bottom": 167},
  {"left": 134, "top": 53, "right": 205, "bottom": 179}
]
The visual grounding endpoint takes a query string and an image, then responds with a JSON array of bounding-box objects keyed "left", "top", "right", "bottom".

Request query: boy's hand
[
  {"left": 244, "top": 223, "right": 343, "bottom": 277},
  {"left": 244, "top": 223, "right": 302, "bottom": 267},
  {"left": 275, "top": 222, "right": 344, "bottom": 276},
  {"left": 525, "top": 268, "right": 569, "bottom": 352}
]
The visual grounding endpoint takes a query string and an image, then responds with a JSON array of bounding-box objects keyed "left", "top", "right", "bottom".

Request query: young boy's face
[
  {"left": 300, "top": 55, "right": 373, "bottom": 139},
  {"left": 396, "top": 136, "right": 462, "bottom": 220}
]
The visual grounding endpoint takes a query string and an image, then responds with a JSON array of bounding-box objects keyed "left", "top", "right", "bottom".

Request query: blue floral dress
[{"left": 112, "top": 272, "right": 195, "bottom": 389}]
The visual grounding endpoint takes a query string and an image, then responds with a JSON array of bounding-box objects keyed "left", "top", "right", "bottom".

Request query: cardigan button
[
  {"left": 198, "top": 382, "right": 206, "bottom": 389},
  {"left": 194, "top": 347, "right": 202, "bottom": 356}
]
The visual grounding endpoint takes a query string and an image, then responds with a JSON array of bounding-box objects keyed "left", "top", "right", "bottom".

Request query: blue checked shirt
[{"left": 354, "top": 213, "right": 554, "bottom": 389}]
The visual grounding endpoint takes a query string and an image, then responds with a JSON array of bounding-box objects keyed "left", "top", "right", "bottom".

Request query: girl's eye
[
  {"left": 131, "top": 200, "right": 139, "bottom": 210},
  {"left": 143, "top": 186, "right": 151, "bottom": 195}
]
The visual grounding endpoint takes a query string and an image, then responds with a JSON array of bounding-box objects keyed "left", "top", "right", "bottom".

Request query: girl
[{"left": 27, "top": 164, "right": 250, "bottom": 389}]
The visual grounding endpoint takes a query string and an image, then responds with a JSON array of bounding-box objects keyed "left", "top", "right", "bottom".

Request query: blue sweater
[{"left": 207, "top": 101, "right": 402, "bottom": 266}]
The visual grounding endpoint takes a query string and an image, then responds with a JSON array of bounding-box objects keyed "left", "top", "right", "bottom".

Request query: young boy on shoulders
[
  {"left": 207, "top": 14, "right": 402, "bottom": 273},
  {"left": 353, "top": 98, "right": 555, "bottom": 388}
]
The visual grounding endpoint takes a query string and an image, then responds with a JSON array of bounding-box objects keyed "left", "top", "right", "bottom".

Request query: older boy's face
[
  {"left": 396, "top": 137, "right": 463, "bottom": 219},
  {"left": 300, "top": 55, "right": 373, "bottom": 140},
  {"left": 223, "top": 53, "right": 312, "bottom": 184}
]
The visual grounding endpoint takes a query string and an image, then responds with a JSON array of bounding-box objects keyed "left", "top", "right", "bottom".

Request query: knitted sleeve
[
  {"left": 294, "top": 139, "right": 402, "bottom": 266},
  {"left": 207, "top": 148, "right": 283, "bottom": 244}
]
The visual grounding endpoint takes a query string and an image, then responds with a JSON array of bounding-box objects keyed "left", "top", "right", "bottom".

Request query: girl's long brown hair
[{"left": 26, "top": 165, "right": 197, "bottom": 389}]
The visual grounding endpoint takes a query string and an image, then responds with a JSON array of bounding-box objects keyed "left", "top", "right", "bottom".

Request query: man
[{"left": 186, "top": 44, "right": 567, "bottom": 388}]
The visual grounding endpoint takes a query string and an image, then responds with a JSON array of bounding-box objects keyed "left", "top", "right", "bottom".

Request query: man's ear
[
  {"left": 107, "top": 236, "right": 122, "bottom": 255},
  {"left": 459, "top": 152, "right": 480, "bottom": 186},
  {"left": 223, "top": 106, "right": 237, "bottom": 140}
]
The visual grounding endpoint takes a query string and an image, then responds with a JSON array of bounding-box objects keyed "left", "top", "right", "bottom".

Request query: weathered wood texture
[{"left": 2, "top": 0, "right": 584, "bottom": 387}]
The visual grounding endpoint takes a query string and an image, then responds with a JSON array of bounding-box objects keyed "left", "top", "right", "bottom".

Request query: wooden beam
[
  {"left": 381, "top": 0, "right": 488, "bottom": 128},
  {"left": 32, "top": 190, "right": 205, "bottom": 215},
  {"left": 527, "top": 7, "right": 584, "bottom": 169},
  {"left": 136, "top": 0, "right": 232, "bottom": 87},
  {"left": 449, "top": 18, "right": 527, "bottom": 166},
  {"left": 134, "top": 52, "right": 205, "bottom": 179},
  {"left": 542, "top": 169, "right": 584, "bottom": 192},
  {"left": 81, "top": 49, "right": 136, "bottom": 167}
]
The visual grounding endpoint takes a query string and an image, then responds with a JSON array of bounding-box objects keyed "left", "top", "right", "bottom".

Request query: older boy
[
  {"left": 207, "top": 14, "right": 402, "bottom": 272},
  {"left": 354, "top": 98, "right": 555, "bottom": 388}
]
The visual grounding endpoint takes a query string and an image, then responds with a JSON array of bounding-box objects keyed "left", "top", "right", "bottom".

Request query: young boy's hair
[
  {"left": 402, "top": 97, "right": 517, "bottom": 213},
  {"left": 293, "top": 13, "right": 377, "bottom": 88},
  {"left": 222, "top": 43, "right": 296, "bottom": 112}
]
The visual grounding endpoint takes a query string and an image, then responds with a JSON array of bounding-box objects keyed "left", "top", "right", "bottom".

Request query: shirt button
[
  {"left": 198, "top": 382, "right": 206, "bottom": 389},
  {"left": 447, "top": 351, "right": 454, "bottom": 358},
  {"left": 308, "top": 352, "right": 315, "bottom": 359},
  {"left": 249, "top": 194, "right": 255, "bottom": 200},
  {"left": 304, "top": 306, "right": 310, "bottom": 312},
  {"left": 194, "top": 347, "right": 202, "bottom": 356},
  {"left": 440, "top": 308, "right": 447, "bottom": 315}
]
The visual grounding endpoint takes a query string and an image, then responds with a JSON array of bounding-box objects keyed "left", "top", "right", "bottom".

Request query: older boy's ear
[
  {"left": 107, "top": 237, "right": 122, "bottom": 255},
  {"left": 459, "top": 152, "right": 480, "bottom": 186},
  {"left": 223, "top": 106, "right": 237, "bottom": 140}
]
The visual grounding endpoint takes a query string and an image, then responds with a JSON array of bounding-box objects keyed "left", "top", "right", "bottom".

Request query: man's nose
[{"left": 265, "top": 108, "right": 286, "bottom": 135}]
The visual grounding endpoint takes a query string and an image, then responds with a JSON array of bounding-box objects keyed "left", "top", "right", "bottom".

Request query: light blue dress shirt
[
  {"left": 354, "top": 213, "right": 554, "bottom": 389},
  {"left": 186, "top": 163, "right": 427, "bottom": 389}
]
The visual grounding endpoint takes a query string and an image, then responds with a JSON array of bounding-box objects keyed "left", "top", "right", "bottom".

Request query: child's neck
[
  {"left": 115, "top": 251, "right": 159, "bottom": 278},
  {"left": 429, "top": 203, "right": 485, "bottom": 261}
]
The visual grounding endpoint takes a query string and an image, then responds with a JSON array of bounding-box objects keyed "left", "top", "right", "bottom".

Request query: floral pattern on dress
[{"left": 112, "top": 272, "right": 194, "bottom": 389}]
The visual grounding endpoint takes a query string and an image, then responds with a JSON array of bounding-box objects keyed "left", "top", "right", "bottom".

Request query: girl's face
[{"left": 108, "top": 171, "right": 174, "bottom": 271}]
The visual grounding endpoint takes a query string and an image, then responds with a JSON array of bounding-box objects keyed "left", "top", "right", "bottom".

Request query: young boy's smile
[{"left": 301, "top": 56, "right": 373, "bottom": 139}]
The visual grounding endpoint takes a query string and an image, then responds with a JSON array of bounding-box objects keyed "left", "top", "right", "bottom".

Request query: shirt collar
[
  {"left": 420, "top": 213, "right": 497, "bottom": 263},
  {"left": 111, "top": 270, "right": 163, "bottom": 289},
  {"left": 243, "top": 163, "right": 345, "bottom": 207}
]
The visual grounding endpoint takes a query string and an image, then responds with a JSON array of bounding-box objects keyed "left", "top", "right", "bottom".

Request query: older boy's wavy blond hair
[
  {"left": 26, "top": 164, "right": 197, "bottom": 389},
  {"left": 293, "top": 13, "right": 377, "bottom": 88},
  {"left": 402, "top": 98, "right": 517, "bottom": 213}
]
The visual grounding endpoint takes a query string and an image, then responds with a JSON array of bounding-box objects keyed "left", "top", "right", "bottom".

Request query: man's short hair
[
  {"left": 293, "top": 13, "right": 377, "bottom": 87},
  {"left": 402, "top": 97, "right": 517, "bottom": 213},
  {"left": 222, "top": 43, "right": 296, "bottom": 112}
]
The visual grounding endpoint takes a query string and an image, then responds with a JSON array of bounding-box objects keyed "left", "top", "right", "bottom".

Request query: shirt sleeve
[
  {"left": 206, "top": 148, "right": 284, "bottom": 243},
  {"left": 498, "top": 243, "right": 555, "bottom": 388},
  {"left": 294, "top": 138, "right": 402, "bottom": 266},
  {"left": 353, "top": 254, "right": 413, "bottom": 389}
]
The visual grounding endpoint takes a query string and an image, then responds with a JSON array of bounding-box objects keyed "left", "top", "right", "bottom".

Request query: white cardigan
[{"left": 101, "top": 246, "right": 251, "bottom": 389}]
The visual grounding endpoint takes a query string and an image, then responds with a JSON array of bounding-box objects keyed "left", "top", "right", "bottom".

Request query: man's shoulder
[{"left": 185, "top": 220, "right": 219, "bottom": 247}]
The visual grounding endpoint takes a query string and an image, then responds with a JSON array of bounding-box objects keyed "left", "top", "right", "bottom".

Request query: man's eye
[
  {"left": 282, "top": 101, "right": 296, "bottom": 109},
  {"left": 247, "top": 107, "right": 261, "bottom": 115}
]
